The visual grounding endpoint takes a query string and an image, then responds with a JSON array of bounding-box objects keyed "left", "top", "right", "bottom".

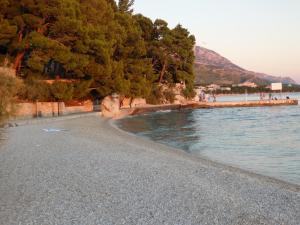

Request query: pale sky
[{"left": 133, "top": 0, "right": 300, "bottom": 83}]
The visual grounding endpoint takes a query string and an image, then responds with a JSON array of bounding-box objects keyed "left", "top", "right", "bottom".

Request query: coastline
[
  {"left": 111, "top": 119, "right": 300, "bottom": 191},
  {"left": 114, "top": 98, "right": 298, "bottom": 119},
  {"left": 0, "top": 115, "right": 299, "bottom": 224}
]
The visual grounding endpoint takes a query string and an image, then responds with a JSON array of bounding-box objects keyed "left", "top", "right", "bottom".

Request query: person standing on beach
[{"left": 213, "top": 94, "right": 216, "bottom": 102}]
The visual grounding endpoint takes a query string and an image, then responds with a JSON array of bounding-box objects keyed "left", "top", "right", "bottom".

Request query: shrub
[
  {"left": 0, "top": 72, "right": 22, "bottom": 122},
  {"left": 50, "top": 81, "right": 74, "bottom": 102},
  {"left": 182, "top": 85, "right": 196, "bottom": 99},
  {"left": 146, "top": 85, "right": 164, "bottom": 105},
  {"left": 19, "top": 78, "right": 51, "bottom": 102},
  {"left": 163, "top": 89, "right": 175, "bottom": 103},
  {"left": 73, "top": 80, "right": 92, "bottom": 100}
]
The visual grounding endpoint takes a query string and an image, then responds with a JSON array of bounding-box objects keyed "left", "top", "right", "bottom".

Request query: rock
[
  {"left": 131, "top": 98, "right": 147, "bottom": 108},
  {"left": 193, "top": 89, "right": 201, "bottom": 102},
  {"left": 120, "top": 97, "right": 132, "bottom": 109},
  {"left": 101, "top": 95, "right": 120, "bottom": 118},
  {"left": 174, "top": 95, "right": 187, "bottom": 104}
]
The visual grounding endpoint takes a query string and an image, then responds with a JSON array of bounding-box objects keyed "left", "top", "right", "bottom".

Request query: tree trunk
[
  {"left": 159, "top": 59, "right": 167, "bottom": 83},
  {"left": 13, "top": 52, "right": 25, "bottom": 72},
  {"left": 13, "top": 30, "right": 25, "bottom": 73}
]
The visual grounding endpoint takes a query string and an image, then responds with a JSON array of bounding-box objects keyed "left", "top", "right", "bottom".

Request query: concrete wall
[{"left": 15, "top": 100, "right": 94, "bottom": 119}]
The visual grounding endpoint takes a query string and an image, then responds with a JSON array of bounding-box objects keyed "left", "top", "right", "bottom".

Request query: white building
[
  {"left": 238, "top": 82, "right": 258, "bottom": 88},
  {"left": 207, "top": 84, "right": 221, "bottom": 91}
]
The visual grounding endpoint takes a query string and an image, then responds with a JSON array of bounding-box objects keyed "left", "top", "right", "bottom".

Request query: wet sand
[{"left": 0, "top": 115, "right": 299, "bottom": 225}]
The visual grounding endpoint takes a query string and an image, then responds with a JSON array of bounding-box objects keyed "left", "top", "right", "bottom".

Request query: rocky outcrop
[
  {"left": 120, "top": 97, "right": 147, "bottom": 109},
  {"left": 101, "top": 95, "right": 120, "bottom": 118},
  {"left": 131, "top": 98, "right": 147, "bottom": 108},
  {"left": 102, "top": 95, "right": 148, "bottom": 118}
]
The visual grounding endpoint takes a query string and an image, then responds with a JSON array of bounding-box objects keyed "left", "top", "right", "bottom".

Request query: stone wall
[
  {"left": 15, "top": 100, "right": 93, "bottom": 119},
  {"left": 0, "top": 67, "right": 16, "bottom": 77}
]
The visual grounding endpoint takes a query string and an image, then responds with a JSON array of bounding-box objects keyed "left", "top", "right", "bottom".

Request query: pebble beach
[{"left": 0, "top": 115, "right": 299, "bottom": 225}]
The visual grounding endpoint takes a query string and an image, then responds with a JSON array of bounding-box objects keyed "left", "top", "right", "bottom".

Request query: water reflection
[
  {"left": 118, "top": 110, "right": 201, "bottom": 151},
  {"left": 117, "top": 93, "right": 300, "bottom": 185}
]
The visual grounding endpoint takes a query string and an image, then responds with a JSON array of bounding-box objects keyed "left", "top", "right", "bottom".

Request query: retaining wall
[{"left": 15, "top": 101, "right": 93, "bottom": 119}]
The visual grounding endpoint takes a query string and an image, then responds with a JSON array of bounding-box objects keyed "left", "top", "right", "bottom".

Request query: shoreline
[
  {"left": 0, "top": 115, "right": 299, "bottom": 224},
  {"left": 3, "top": 113, "right": 300, "bottom": 190},
  {"left": 114, "top": 98, "right": 298, "bottom": 119},
  {"left": 111, "top": 119, "right": 300, "bottom": 191}
]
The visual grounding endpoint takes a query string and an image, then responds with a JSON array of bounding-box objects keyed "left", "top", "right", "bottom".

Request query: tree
[
  {"left": 118, "top": 0, "right": 135, "bottom": 13},
  {"left": 51, "top": 81, "right": 74, "bottom": 102},
  {"left": 0, "top": 0, "right": 196, "bottom": 102}
]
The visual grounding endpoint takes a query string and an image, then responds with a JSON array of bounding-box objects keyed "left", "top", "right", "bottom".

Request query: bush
[
  {"left": 182, "top": 85, "right": 196, "bottom": 99},
  {"left": 0, "top": 72, "right": 22, "bottom": 122},
  {"left": 50, "top": 81, "right": 74, "bottom": 102},
  {"left": 73, "top": 80, "right": 92, "bottom": 100},
  {"left": 163, "top": 89, "right": 175, "bottom": 103},
  {"left": 146, "top": 85, "right": 164, "bottom": 105},
  {"left": 19, "top": 78, "right": 51, "bottom": 102}
]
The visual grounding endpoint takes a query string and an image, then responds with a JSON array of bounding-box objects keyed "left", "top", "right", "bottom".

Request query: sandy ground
[{"left": 0, "top": 115, "right": 299, "bottom": 225}]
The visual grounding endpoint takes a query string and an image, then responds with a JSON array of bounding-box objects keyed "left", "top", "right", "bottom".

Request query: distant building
[
  {"left": 207, "top": 84, "right": 221, "bottom": 91},
  {"left": 271, "top": 83, "right": 283, "bottom": 91},
  {"left": 220, "top": 87, "right": 231, "bottom": 91},
  {"left": 238, "top": 82, "right": 258, "bottom": 88}
]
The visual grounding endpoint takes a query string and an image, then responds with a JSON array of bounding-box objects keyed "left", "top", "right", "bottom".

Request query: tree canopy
[{"left": 0, "top": 0, "right": 196, "bottom": 101}]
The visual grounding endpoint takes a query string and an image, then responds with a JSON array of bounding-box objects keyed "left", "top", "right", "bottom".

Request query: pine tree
[
  {"left": 0, "top": 0, "right": 196, "bottom": 101},
  {"left": 118, "top": 0, "right": 135, "bottom": 13}
]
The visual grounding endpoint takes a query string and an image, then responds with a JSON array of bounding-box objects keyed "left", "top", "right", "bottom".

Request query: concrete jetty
[
  {"left": 188, "top": 99, "right": 299, "bottom": 109},
  {"left": 126, "top": 99, "right": 298, "bottom": 117}
]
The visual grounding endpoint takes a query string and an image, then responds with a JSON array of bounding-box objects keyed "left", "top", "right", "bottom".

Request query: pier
[
  {"left": 187, "top": 99, "right": 299, "bottom": 109},
  {"left": 127, "top": 99, "right": 298, "bottom": 117}
]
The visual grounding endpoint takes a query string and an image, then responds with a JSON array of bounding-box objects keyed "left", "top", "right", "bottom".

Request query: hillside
[{"left": 194, "top": 46, "right": 296, "bottom": 85}]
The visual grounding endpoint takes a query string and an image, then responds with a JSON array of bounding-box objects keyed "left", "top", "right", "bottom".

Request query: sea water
[{"left": 117, "top": 93, "right": 300, "bottom": 185}]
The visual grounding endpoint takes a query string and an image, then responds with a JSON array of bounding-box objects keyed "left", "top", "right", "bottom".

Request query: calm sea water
[{"left": 117, "top": 93, "right": 300, "bottom": 185}]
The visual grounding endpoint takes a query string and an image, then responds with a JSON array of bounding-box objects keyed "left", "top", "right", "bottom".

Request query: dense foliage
[
  {"left": 0, "top": 72, "right": 21, "bottom": 121},
  {"left": 0, "top": 0, "right": 195, "bottom": 101}
]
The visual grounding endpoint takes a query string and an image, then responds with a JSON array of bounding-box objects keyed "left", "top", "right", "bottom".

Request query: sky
[{"left": 133, "top": 0, "right": 300, "bottom": 83}]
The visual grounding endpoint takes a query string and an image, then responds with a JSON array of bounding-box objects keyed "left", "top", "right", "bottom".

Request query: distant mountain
[{"left": 194, "top": 46, "right": 296, "bottom": 85}]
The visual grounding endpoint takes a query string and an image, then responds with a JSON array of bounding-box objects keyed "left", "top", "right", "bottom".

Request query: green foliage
[
  {"left": 182, "top": 85, "right": 196, "bottom": 99},
  {"left": 73, "top": 80, "right": 92, "bottom": 100},
  {"left": 19, "top": 78, "right": 51, "bottom": 102},
  {"left": 0, "top": 72, "right": 21, "bottom": 121},
  {"left": 163, "top": 89, "right": 176, "bottom": 103},
  {"left": 50, "top": 81, "right": 74, "bottom": 101},
  {"left": 146, "top": 85, "right": 164, "bottom": 105},
  {"left": 0, "top": 0, "right": 196, "bottom": 103},
  {"left": 118, "top": 0, "right": 135, "bottom": 13}
]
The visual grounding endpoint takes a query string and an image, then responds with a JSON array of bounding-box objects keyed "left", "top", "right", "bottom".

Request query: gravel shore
[{"left": 0, "top": 115, "right": 299, "bottom": 225}]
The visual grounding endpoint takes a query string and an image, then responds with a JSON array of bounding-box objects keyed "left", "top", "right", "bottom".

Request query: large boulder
[
  {"left": 120, "top": 97, "right": 131, "bottom": 109},
  {"left": 101, "top": 95, "right": 120, "bottom": 118},
  {"left": 193, "top": 88, "right": 201, "bottom": 102},
  {"left": 120, "top": 97, "right": 147, "bottom": 108},
  {"left": 174, "top": 95, "right": 187, "bottom": 104},
  {"left": 131, "top": 98, "right": 147, "bottom": 108}
]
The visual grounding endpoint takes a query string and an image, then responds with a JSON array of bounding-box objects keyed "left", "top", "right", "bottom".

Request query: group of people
[
  {"left": 199, "top": 91, "right": 217, "bottom": 102},
  {"left": 260, "top": 93, "right": 290, "bottom": 101}
]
